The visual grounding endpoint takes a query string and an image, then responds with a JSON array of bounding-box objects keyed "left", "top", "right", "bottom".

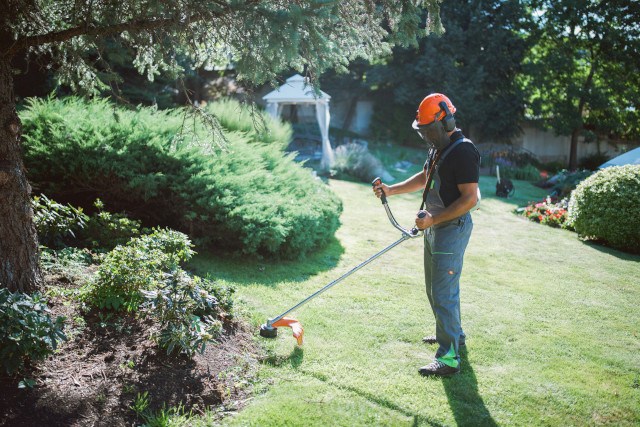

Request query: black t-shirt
[{"left": 423, "top": 131, "right": 480, "bottom": 207}]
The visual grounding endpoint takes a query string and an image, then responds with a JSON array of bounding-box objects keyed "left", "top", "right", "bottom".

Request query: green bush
[
  {"left": 21, "top": 96, "right": 342, "bottom": 259},
  {"left": 33, "top": 194, "right": 88, "bottom": 249},
  {"left": 81, "top": 199, "right": 143, "bottom": 250},
  {"left": 0, "top": 289, "right": 66, "bottom": 375},
  {"left": 479, "top": 145, "right": 541, "bottom": 171},
  {"left": 41, "top": 247, "right": 94, "bottom": 284},
  {"left": 539, "top": 161, "right": 566, "bottom": 175},
  {"left": 87, "top": 229, "right": 194, "bottom": 311},
  {"left": 141, "top": 271, "right": 234, "bottom": 356},
  {"left": 333, "top": 142, "right": 385, "bottom": 183},
  {"left": 567, "top": 165, "right": 640, "bottom": 253},
  {"left": 579, "top": 152, "right": 611, "bottom": 171},
  {"left": 546, "top": 169, "right": 593, "bottom": 198},
  {"left": 500, "top": 164, "right": 541, "bottom": 182},
  {"left": 34, "top": 195, "right": 142, "bottom": 251},
  {"left": 206, "top": 98, "right": 292, "bottom": 150}
]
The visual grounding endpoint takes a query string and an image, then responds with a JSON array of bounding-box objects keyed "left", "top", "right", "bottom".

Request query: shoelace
[{"left": 426, "top": 360, "right": 446, "bottom": 370}]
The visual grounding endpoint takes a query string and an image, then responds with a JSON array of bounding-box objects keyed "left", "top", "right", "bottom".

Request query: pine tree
[{"left": 0, "top": 0, "right": 443, "bottom": 292}]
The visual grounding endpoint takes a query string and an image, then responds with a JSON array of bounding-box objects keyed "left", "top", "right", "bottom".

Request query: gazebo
[{"left": 262, "top": 74, "right": 333, "bottom": 169}]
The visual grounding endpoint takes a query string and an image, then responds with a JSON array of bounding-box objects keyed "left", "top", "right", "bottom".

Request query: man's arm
[
  {"left": 415, "top": 182, "right": 479, "bottom": 229},
  {"left": 373, "top": 170, "right": 427, "bottom": 199}
]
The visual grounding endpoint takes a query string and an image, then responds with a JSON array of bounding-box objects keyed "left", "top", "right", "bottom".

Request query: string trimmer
[{"left": 259, "top": 177, "right": 425, "bottom": 345}]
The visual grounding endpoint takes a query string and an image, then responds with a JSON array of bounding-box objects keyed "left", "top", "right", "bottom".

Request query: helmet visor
[{"left": 415, "top": 120, "right": 442, "bottom": 144}]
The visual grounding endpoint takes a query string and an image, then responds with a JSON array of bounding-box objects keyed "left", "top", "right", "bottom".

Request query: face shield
[{"left": 413, "top": 119, "right": 449, "bottom": 151}]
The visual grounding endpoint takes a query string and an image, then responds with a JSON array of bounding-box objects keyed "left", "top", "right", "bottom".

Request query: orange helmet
[{"left": 412, "top": 93, "right": 456, "bottom": 129}]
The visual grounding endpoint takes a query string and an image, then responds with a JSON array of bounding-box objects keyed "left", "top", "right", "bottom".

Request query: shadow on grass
[
  {"left": 582, "top": 240, "right": 640, "bottom": 261},
  {"left": 300, "top": 370, "right": 446, "bottom": 427},
  {"left": 259, "top": 346, "right": 493, "bottom": 425},
  {"left": 442, "top": 348, "right": 497, "bottom": 427},
  {"left": 190, "top": 235, "right": 345, "bottom": 287},
  {"left": 261, "top": 346, "right": 304, "bottom": 369}
]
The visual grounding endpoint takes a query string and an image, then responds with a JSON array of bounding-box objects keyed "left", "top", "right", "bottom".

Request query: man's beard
[{"left": 430, "top": 124, "right": 450, "bottom": 151}]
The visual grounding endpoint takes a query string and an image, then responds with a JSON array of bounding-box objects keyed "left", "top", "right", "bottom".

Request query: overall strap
[
  {"left": 420, "top": 138, "right": 467, "bottom": 211},
  {"left": 438, "top": 137, "right": 467, "bottom": 166}
]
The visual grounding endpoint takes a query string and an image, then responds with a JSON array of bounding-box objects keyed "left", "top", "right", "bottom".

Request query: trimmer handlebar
[
  {"left": 372, "top": 177, "right": 424, "bottom": 238},
  {"left": 372, "top": 177, "right": 388, "bottom": 205}
]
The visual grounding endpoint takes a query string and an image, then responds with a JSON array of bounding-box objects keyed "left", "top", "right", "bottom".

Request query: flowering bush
[
  {"left": 520, "top": 197, "right": 572, "bottom": 229},
  {"left": 568, "top": 165, "right": 640, "bottom": 253}
]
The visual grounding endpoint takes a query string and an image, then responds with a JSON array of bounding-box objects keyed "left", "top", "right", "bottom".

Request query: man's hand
[
  {"left": 415, "top": 210, "right": 434, "bottom": 230},
  {"left": 373, "top": 182, "right": 391, "bottom": 199}
]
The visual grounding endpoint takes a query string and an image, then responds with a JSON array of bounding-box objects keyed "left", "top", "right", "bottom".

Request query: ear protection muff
[{"left": 438, "top": 101, "right": 456, "bottom": 132}]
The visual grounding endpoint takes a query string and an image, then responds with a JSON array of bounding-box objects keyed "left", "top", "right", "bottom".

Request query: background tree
[
  {"left": 524, "top": 0, "right": 640, "bottom": 169},
  {"left": 320, "top": 59, "right": 374, "bottom": 135},
  {"left": 0, "top": 0, "right": 444, "bottom": 293},
  {"left": 364, "top": 0, "right": 533, "bottom": 145}
]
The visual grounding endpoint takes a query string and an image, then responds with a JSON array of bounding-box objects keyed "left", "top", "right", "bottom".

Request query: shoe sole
[{"left": 418, "top": 369, "right": 460, "bottom": 377}]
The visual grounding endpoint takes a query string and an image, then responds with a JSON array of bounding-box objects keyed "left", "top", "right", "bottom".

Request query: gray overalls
[{"left": 423, "top": 138, "right": 474, "bottom": 368}]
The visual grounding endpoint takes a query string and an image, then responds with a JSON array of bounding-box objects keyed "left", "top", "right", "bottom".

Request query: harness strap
[{"left": 420, "top": 138, "right": 468, "bottom": 211}]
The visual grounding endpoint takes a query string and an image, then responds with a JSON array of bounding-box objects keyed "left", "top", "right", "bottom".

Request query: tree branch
[{"left": 5, "top": 14, "right": 208, "bottom": 57}]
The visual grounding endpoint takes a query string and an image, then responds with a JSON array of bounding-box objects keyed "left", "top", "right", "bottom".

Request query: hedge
[
  {"left": 567, "top": 165, "right": 640, "bottom": 254},
  {"left": 21, "top": 97, "right": 342, "bottom": 258}
]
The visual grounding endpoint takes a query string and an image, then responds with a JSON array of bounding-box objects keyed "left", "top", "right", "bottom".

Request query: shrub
[
  {"left": 579, "top": 152, "right": 611, "bottom": 171},
  {"left": 87, "top": 229, "right": 194, "bottom": 311},
  {"left": 206, "top": 98, "right": 292, "bottom": 150},
  {"left": 333, "top": 142, "right": 385, "bottom": 183},
  {"left": 519, "top": 197, "right": 571, "bottom": 229},
  {"left": 33, "top": 195, "right": 142, "bottom": 251},
  {"left": 41, "top": 247, "right": 94, "bottom": 284},
  {"left": 80, "top": 199, "right": 143, "bottom": 250},
  {"left": 538, "top": 161, "right": 566, "bottom": 175},
  {"left": 478, "top": 144, "right": 541, "bottom": 171},
  {"left": 544, "top": 169, "right": 593, "bottom": 198},
  {"left": 567, "top": 165, "right": 640, "bottom": 253},
  {"left": 33, "top": 194, "right": 88, "bottom": 248},
  {"left": 0, "top": 289, "right": 66, "bottom": 375},
  {"left": 141, "top": 271, "right": 234, "bottom": 356},
  {"left": 21, "top": 96, "right": 342, "bottom": 259},
  {"left": 500, "top": 163, "right": 541, "bottom": 182}
]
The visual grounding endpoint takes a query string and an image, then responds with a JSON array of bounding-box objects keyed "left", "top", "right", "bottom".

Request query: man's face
[{"left": 416, "top": 120, "right": 449, "bottom": 150}]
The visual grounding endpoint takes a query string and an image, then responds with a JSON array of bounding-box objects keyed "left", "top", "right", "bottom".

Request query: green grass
[{"left": 190, "top": 175, "right": 640, "bottom": 426}]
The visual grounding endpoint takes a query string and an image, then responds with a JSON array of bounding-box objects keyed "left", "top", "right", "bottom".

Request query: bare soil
[{"left": 0, "top": 274, "right": 263, "bottom": 426}]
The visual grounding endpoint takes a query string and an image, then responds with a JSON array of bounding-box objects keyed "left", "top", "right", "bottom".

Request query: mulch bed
[{"left": 0, "top": 274, "right": 264, "bottom": 427}]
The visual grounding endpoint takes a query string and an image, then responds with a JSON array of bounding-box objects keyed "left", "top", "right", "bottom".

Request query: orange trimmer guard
[{"left": 272, "top": 317, "right": 304, "bottom": 346}]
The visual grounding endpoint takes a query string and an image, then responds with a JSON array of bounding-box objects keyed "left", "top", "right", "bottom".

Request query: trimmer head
[
  {"left": 259, "top": 323, "right": 278, "bottom": 338},
  {"left": 259, "top": 317, "right": 304, "bottom": 345}
]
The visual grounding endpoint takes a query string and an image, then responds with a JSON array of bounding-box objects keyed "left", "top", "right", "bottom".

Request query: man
[{"left": 373, "top": 93, "right": 480, "bottom": 376}]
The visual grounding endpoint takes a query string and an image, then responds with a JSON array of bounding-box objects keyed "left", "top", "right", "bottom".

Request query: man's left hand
[{"left": 415, "top": 210, "right": 434, "bottom": 230}]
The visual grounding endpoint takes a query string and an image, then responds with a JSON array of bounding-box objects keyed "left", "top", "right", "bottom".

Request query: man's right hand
[{"left": 373, "top": 182, "right": 391, "bottom": 199}]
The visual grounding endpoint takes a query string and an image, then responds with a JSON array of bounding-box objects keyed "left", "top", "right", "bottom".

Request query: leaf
[{"left": 18, "top": 378, "right": 36, "bottom": 389}]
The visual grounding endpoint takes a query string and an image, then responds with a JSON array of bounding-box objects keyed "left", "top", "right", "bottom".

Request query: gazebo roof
[{"left": 262, "top": 74, "right": 330, "bottom": 104}]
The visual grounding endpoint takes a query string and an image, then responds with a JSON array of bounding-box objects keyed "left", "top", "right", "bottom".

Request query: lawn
[{"left": 192, "top": 174, "right": 640, "bottom": 426}]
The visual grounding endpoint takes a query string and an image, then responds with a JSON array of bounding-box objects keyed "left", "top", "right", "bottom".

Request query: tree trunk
[
  {"left": 568, "top": 127, "right": 580, "bottom": 170},
  {"left": 342, "top": 95, "right": 358, "bottom": 132},
  {"left": 569, "top": 57, "right": 596, "bottom": 170},
  {"left": 0, "top": 57, "right": 43, "bottom": 293}
]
